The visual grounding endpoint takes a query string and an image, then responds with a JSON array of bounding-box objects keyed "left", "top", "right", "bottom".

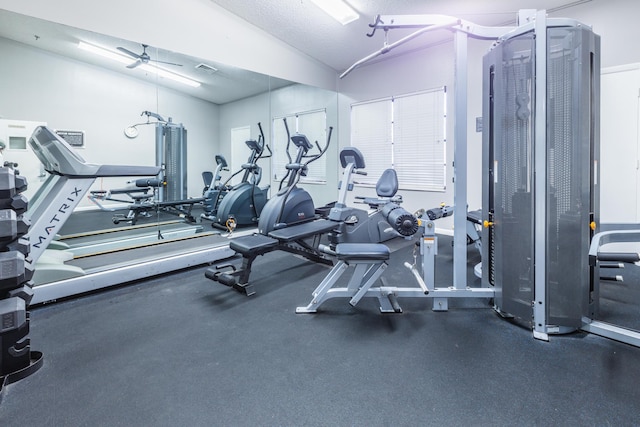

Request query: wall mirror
[{"left": 0, "top": 9, "right": 338, "bottom": 301}]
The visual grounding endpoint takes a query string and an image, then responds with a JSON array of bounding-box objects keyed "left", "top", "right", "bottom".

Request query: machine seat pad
[
  {"left": 133, "top": 197, "right": 205, "bottom": 209},
  {"left": 467, "top": 209, "right": 482, "bottom": 224},
  {"left": 230, "top": 234, "right": 279, "bottom": 256},
  {"left": 107, "top": 188, "right": 150, "bottom": 195},
  {"left": 268, "top": 219, "right": 339, "bottom": 242},
  {"left": 130, "top": 194, "right": 153, "bottom": 202},
  {"left": 335, "top": 243, "right": 390, "bottom": 261}
]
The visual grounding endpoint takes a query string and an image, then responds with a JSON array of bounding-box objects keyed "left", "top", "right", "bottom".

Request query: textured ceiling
[{"left": 208, "top": 0, "right": 589, "bottom": 72}]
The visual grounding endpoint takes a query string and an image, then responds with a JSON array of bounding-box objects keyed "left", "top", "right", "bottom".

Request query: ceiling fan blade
[
  {"left": 126, "top": 59, "right": 143, "bottom": 69},
  {"left": 117, "top": 46, "right": 141, "bottom": 59},
  {"left": 150, "top": 59, "right": 183, "bottom": 67}
]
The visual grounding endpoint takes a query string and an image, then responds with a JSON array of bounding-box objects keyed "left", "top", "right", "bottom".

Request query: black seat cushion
[
  {"left": 230, "top": 234, "right": 279, "bottom": 255},
  {"left": 335, "top": 243, "right": 390, "bottom": 261}
]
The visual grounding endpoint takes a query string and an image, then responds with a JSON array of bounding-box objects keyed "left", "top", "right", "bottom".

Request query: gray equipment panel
[{"left": 482, "top": 16, "right": 600, "bottom": 333}]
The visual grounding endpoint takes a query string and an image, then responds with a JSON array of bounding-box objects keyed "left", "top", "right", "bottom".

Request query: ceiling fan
[{"left": 116, "top": 44, "right": 183, "bottom": 69}]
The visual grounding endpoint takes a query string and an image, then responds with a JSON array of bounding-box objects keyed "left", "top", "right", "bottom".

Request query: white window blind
[
  {"left": 350, "top": 87, "right": 446, "bottom": 191},
  {"left": 272, "top": 110, "right": 327, "bottom": 185},
  {"left": 350, "top": 100, "right": 392, "bottom": 186}
]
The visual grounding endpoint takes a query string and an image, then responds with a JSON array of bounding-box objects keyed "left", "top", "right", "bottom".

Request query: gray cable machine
[
  {"left": 128, "top": 111, "right": 188, "bottom": 203},
  {"left": 482, "top": 11, "right": 600, "bottom": 341},
  {"left": 154, "top": 116, "right": 187, "bottom": 202},
  {"left": 339, "top": 13, "right": 515, "bottom": 310},
  {"left": 332, "top": 10, "right": 632, "bottom": 347}
]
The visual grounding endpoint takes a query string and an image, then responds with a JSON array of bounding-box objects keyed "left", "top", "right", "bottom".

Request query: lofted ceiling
[
  {"left": 208, "top": 0, "right": 592, "bottom": 73},
  {"left": 0, "top": 1, "right": 591, "bottom": 104}
]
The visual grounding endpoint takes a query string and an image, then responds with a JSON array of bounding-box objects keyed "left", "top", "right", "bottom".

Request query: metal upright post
[
  {"left": 532, "top": 10, "right": 549, "bottom": 341},
  {"left": 453, "top": 30, "right": 468, "bottom": 289},
  {"left": 340, "top": 13, "right": 510, "bottom": 311},
  {"left": 155, "top": 122, "right": 165, "bottom": 202}
]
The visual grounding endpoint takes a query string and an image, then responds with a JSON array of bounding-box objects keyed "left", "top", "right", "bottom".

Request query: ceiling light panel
[{"left": 310, "top": 0, "right": 359, "bottom": 25}]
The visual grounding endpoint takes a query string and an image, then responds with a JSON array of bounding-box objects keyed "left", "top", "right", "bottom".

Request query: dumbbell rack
[{"left": 0, "top": 166, "right": 43, "bottom": 402}]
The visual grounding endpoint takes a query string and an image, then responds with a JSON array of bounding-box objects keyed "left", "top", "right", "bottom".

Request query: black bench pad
[
  {"left": 230, "top": 234, "right": 279, "bottom": 255},
  {"left": 268, "top": 219, "right": 339, "bottom": 242},
  {"left": 336, "top": 243, "right": 390, "bottom": 261},
  {"left": 132, "top": 197, "right": 205, "bottom": 209}
]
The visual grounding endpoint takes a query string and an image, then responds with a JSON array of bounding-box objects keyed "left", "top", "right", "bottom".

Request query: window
[
  {"left": 350, "top": 87, "right": 447, "bottom": 191},
  {"left": 272, "top": 109, "right": 328, "bottom": 185}
]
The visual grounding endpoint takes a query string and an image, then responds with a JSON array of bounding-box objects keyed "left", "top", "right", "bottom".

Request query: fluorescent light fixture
[
  {"left": 138, "top": 63, "right": 200, "bottom": 88},
  {"left": 310, "top": 0, "right": 359, "bottom": 25},
  {"left": 78, "top": 41, "right": 200, "bottom": 88}
]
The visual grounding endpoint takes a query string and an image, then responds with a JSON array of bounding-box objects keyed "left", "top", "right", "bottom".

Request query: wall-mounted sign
[{"left": 55, "top": 129, "right": 85, "bottom": 148}]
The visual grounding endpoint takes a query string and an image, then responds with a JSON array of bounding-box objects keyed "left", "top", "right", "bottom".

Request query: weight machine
[
  {"left": 311, "top": 12, "right": 518, "bottom": 313},
  {"left": 141, "top": 110, "right": 188, "bottom": 203},
  {"left": 91, "top": 111, "right": 202, "bottom": 224},
  {"left": 302, "top": 10, "right": 637, "bottom": 348}
]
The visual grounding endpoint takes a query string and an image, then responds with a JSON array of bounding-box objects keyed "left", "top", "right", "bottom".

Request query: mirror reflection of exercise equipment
[
  {"left": 23, "top": 127, "right": 234, "bottom": 304},
  {"left": 92, "top": 111, "right": 203, "bottom": 225},
  {"left": 202, "top": 123, "right": 271, "bottom": 230}
]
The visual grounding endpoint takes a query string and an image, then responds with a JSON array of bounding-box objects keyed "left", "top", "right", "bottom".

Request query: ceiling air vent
[{"left": 195, "top": 63, "right": 219, "bottom": 74}]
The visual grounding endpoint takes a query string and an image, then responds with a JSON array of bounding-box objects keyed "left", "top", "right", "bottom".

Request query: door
[{"left": 600, "top": 64, "right": 640, "bottom": 223}]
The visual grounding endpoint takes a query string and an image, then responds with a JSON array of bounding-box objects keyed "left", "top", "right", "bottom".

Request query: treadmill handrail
[{"left": 29, "top": 126, "right": 161, "bottom": 178}]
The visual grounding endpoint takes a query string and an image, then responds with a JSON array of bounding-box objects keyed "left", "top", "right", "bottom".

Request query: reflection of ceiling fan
[{"left": 116, "top": 44, "right": 183, "bottom": 69}]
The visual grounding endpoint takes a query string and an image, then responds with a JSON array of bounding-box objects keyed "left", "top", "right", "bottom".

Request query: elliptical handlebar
[
  {"left": 253, "top": 122, "right": 272, "bottom": 161},
  {"left": 263, "top": 143, "right": 273, "bottom": 158},
  {"left": 274, "top": 125, "right": 333, "bottom": 226},
  {"left": 220, "top": 122, "right": 269, "bottom": 188},
  {"left": 283, "top": 118, "right": 293, "bottom": 165},
  {"left": 305, "top": 127, "right": 332, "bottom": 166}
]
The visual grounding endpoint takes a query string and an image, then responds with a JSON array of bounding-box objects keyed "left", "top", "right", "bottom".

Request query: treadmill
[{"left": 25, "top": 126, "right": 235, "bottom": 304}]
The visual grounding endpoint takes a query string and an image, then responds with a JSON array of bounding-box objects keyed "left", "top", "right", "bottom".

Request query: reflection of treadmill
[
  {"left": 26, "top": 126, "right": 162, "bottom": 263},
  {"left": 25, "top": 126, "right": 235, "bottom": 304}
]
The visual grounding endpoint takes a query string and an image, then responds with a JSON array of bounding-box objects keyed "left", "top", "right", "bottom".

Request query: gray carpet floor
[{"left": 1, "top": 235, "right": 639, "bottom": 426}]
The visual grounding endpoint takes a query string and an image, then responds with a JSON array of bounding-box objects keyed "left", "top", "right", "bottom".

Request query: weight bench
[
  {"left": 114, "top": 196, "right": 205, "bottom": 225},
  {"left": 89, "top": 178, "right": 160, "bottom": 214},
  {"left": 206, "top": 218, "right": 339, "bottom": 296},
  {"left": 296, "top": 243, "right": 398, "bottom": 313}
]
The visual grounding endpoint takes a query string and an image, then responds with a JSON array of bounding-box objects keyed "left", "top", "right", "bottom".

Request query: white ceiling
[
  {"left": 208, "top": 0, "right": 590, "bottom": 72},
  {"left": 0, "top": 0, "right": 590, "bottom": 103}
]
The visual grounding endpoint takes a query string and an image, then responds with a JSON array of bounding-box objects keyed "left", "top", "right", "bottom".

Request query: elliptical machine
[
  {"left": 201, "top": 154, "right": 230, "bottom": 221},
  {"left": 257, "top": 118, "right": 330, "bottom": 235},
  {"left": 206, "top": 123, "right": 271, "bottom": 229}
]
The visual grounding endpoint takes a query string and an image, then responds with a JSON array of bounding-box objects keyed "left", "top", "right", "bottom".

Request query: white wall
[
  {"left": 548, "top": 0, "right": 640, "bottom": 68},
  {"left": 0, "top": 37, "right": 220, "bottom": 206}
]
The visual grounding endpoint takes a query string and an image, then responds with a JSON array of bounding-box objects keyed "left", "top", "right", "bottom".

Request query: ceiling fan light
[
  {"left": 310, "top": 0, "right": 359, "bottom": 25},
  {"left": 78, "top": 41, "right": 200, "bottom": 88}
]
